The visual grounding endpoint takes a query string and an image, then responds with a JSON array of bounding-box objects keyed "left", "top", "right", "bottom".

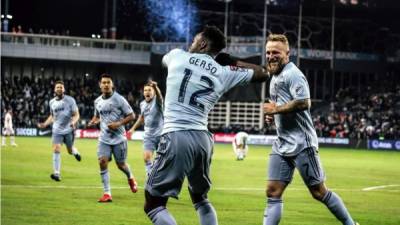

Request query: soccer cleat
[
  {"left": 11, "top": 143, "right": 17, "bottom": 147},
  {"left": 74, "top": 153, "right": 81, "bottom": 162},
  {"left": 50, "top": 173, "right": 61, "bottom": 182},
  {"left": 128, "top": 178, "right": 138, "bottom": 193},
  {"left": 354, "top": 222, "right": 360, "bottom": 225},
  {"left": 98, "top": 193, "right": 112, "bottom": 203}
]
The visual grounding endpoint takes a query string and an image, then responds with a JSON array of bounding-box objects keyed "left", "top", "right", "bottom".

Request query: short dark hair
[
  {"left": 201, "top": 25, "right": 226, "bottom": 54},
  {"left": 100, "top": 73, "right": 112, "bottom": 80},
  {"left": 55, "top": 80, "right": 64, "bottom": 85}
]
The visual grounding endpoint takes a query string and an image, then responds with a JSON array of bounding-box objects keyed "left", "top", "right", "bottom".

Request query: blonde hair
[{"left": 267, "top": 34, "right": 290, "bottom": 50}]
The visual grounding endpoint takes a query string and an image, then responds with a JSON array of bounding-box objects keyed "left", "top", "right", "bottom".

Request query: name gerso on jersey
[{"left": 189, "top": 56, "right": 218, "bottom": 75}]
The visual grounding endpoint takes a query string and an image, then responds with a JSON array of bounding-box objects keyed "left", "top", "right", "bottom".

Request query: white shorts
[{"left": 3, "top": 127, "right": 15, "bottom": 135}]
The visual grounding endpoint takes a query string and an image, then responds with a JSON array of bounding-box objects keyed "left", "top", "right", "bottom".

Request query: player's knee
[
  {"left": 99, "top": 158, "right": 108, "bottom": 166},
  {"left": 116, "top": 163, "right": 126, "bottom": 170},
  {"left": 266, "top": 185, "right": 283, "bottom": 198},
  {"left": 53, "top": 147, "right": 61, "bottom": 153},
  {"left": 309, "top": 183, "right": 327, "bottom": 201},
  {"left": 143, "top": 152, "right": 152, "bottom": 161}
]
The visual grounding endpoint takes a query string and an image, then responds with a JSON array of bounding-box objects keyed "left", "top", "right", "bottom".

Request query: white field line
[
  {"left": 1, "top": 184, "right": 399, "bottom": 192},
  {"left": 361, "top": 184, "right": 400, "bottom": 191}
]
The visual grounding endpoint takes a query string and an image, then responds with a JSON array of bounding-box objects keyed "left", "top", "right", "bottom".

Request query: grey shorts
[
  {"left": 52, "top": 132, "right": 74, "bottom": 149},
  {"left": 143, "top": 135, "right": 161, "bottom": 152},
  {"left": 97, "top": 141, "right": 128, "bottom": 163},
  {"left": 145, "top": 130, "right": 214, "bottom": 199},
  {"left": 268, "top": 147, "right": 325, "bottom": 187}
]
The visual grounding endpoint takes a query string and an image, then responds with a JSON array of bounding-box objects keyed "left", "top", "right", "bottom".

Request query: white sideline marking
[
  {"left": 1, "top": 184, "right": 399, "bottom": 193},
  {"left": 362, "top": 184, "right": 400, "bottom": 191}
]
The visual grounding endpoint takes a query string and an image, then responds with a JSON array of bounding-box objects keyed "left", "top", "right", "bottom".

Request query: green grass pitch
[{"left": 2, "top": 137, "right": 400, "bottom": 225}]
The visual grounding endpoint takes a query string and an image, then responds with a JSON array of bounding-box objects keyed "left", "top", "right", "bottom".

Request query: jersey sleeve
[
  {"left": 49, "top": 100, "right": 54, "bottom": 116},
  {"left": 162, "top": 48, "right": 183, "bottom": 67},
  {"left": 288, "top": 73, "right": 311, "bottom": 100},
  {"left": 70, "top": 97, "right": 78, "bottom": 112},
  {"left": 94, "top": 101, "right": 99, "bottom": 118},
  {"left": 139, "top": 101, "right": 144, "bottom": 116},
  {"left": 220, "top": 65, "right": 254, "bottom": 92},
  {"left": 120, "top": 96, "right": 134, "bottom": 116}
]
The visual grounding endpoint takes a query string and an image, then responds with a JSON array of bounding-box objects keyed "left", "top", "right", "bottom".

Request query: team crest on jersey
[{"left": 295, "top": 85, "right": 304, "bottom": 95}]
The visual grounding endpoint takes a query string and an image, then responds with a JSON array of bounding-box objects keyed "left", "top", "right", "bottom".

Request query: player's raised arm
[{"left": 150, "top": 81, "right": 163, "bottom": 104}]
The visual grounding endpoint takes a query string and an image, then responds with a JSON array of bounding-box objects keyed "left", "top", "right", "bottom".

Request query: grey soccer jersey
[
  {"left": 269, "top": 62, "right": 318, "bottom": 156},
  {"left": 49, "top": 95, "right": 78, "bottom": 135},
  {"left": 140, "top": 97, "right": 164, "bottom": 138},
  {"left": 94, "top": 92, "right": 134, "bottom": 145},
  {"left": 162, "top": 48, "right": 254, "bottom": 134}
]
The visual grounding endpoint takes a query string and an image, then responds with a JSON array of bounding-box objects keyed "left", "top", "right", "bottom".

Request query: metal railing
[{"left": 0, "top": 32, "right": 151, "bottom": 52}]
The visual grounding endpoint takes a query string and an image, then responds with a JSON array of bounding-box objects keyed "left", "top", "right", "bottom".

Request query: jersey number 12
[{"left": 178, "top": 68, "right": 214, "bottom": 112}]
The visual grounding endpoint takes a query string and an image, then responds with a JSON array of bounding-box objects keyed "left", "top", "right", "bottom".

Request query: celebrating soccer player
[
  {"left": 37, "top": 81, "right": 81, "bottom": 182},
  {"left": 129, "top": 80, "right": 164, "bottom": 175},
  {"left": 88, "top": 74, "right": 138, "bottom": 203},
  {"left": 143, "top": 25, "right": 269, "bottom": 225},
  {"left": 262, "top": 34, "right": 359, "bottom": 225}
]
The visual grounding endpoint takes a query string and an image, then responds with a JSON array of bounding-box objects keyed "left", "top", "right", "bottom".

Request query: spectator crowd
[{"left": 2, "top": 76, "right": 399, "bottom": 140}]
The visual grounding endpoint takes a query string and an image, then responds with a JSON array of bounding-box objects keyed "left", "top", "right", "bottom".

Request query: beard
[{"left": 267, "top": 58, "right": 286, "bottom": 75}]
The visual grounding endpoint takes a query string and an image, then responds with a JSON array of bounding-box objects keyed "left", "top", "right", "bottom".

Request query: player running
[
  {"left": 262, "top": 34, "right": 359, "bottom": 225},
  {"left": 37, "top": 81, "right": 81, "bottom": 182},
  {"left": 88, "top": 74, "right": 138, "bottom": 203}
]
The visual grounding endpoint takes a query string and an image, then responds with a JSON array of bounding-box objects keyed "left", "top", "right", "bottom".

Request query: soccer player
[
  {"left": 2, "top": 108, "right": 17, "bottom": 147},
  {"left": 232, "top": 131, "right": 249, "bottom": 160},
  {"left": 129, "top": 80, "right": 164, "bottom": 175},
  {"left": 144, "top": 25, "right": 269, "bottom": 225},
  {"left": 88, "top": 74, "right": 138, "bottom": 203},
  {"left": 37, "top": 81, "right": 81, "bottom": 182},
  {"left": 262, "top": 34, "right": 358, "bottom": 225}
]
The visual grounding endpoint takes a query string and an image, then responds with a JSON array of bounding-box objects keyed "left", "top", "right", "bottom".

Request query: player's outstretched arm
[
  {"left": 215, "top": 53, "right": 269, "bottom": 83},
  {"left": 37, "top": 115, "right": 53, "bottom": 128},
  {"left": 264, "top": 99, "right": 311, "bottom": 115},
  {"left": 236, "top": 61, "right": 269, "bottom": 83},
  {"left": 128, "top": 115, "right": 144, "bottom": 133}
]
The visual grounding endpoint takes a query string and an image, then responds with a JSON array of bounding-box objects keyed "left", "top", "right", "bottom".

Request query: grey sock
[
  {"left": 119, "top": 164, "right": 133, "bottom": 179},
  {"left": 147, "top": 206, "right": 177, "bottom": 225},
  {"left": 194, "top": 199, "right": 218, "bottom": 225},
  {"left": 263, "top": 197, "right": 283, "bottom": 225},
  {"left": 53, "top": 152, "right": 61, "bottom": 174},
  {"left": 321, "top": 191, "right": 354, "bottom": 225},
  {"left": 100, "top": 169, "right": 111, "bottom": 194}
]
